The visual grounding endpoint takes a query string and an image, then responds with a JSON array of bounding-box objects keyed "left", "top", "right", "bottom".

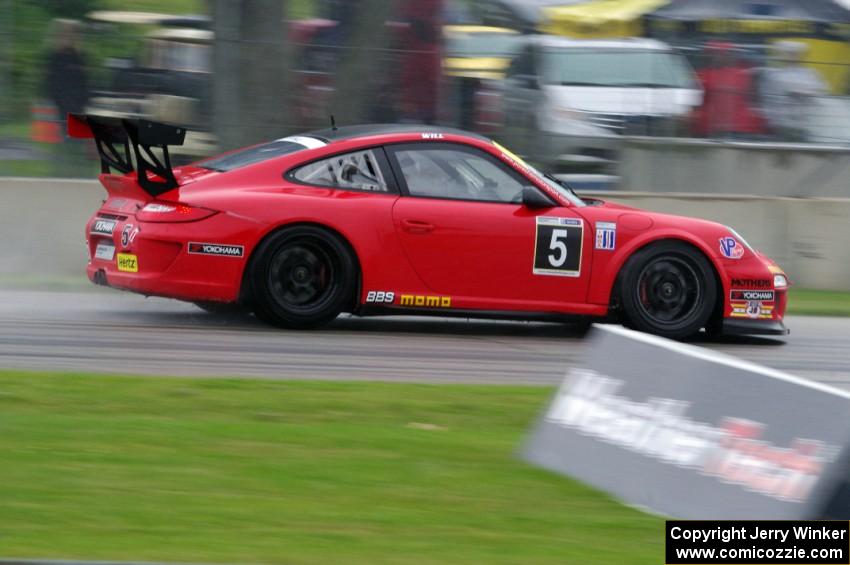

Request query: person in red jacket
[
  {"left": 395, "top": 0, "right": 443, "bottom": 124},
  {"left": 691, "top": 41, "right": 768, "bottom": 139}
]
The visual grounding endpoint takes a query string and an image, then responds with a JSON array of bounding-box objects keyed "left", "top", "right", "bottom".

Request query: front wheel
[
  {"left": 619, "top": 241, "right": 717, "bottom": 340},
  {"left": 249, "top": 226, "right": 357, "bottom": 329}
]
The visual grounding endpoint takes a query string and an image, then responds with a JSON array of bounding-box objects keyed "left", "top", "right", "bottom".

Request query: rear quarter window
[{"left": 199, "top": 136, "right": 326, "bottom": 172}]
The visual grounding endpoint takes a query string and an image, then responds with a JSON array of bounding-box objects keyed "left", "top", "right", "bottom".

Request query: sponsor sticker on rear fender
[
  {"left": 94, "top": 242, "right": 115, "bottom": 261},
  {"left": 91, "top": 218, "right": 117, "bottom": 236},
  {"left": 188, "top": 242, "right": 244, "bottom": 258},
  {"left": 117, "top": 253, "right": 138, "bottom": 273}
]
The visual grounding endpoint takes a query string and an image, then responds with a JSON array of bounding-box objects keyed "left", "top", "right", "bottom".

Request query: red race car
[{"left": 71, "top": 115, "right": 788, "bottom": 339}]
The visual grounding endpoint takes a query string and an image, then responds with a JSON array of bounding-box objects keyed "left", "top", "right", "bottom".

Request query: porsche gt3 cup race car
[{"left": 71, "top": 114, "right": 789, "bottom": 339}]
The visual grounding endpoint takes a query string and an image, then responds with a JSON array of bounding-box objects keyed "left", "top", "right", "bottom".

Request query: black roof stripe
[{"left": 304, "top": 123, "right": 491, "bottom": 143}]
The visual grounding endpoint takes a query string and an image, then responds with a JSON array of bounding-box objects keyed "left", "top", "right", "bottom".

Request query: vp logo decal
[{"left": 719, "top": 236, "right": 744, "bottom": 259}]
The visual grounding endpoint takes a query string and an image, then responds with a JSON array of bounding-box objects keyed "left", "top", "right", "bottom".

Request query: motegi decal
[
  {"left": 91, "top": 218, "right": 117, "bottom": 236},
  {"left": 533, "top": 217, "right": 583, "bottom": 277},
  {"left": 188, "top": 242, "right": 244, "bottom": 258}
]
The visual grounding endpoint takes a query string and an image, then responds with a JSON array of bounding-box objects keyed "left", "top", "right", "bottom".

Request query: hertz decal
[{"left": 398, "top": 294, "right": 452, "bottom": 308}]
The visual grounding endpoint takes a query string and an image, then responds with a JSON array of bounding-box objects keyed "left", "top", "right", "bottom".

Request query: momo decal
[{"left": 398, "top": 294, "right": 451, "bottom": 308}]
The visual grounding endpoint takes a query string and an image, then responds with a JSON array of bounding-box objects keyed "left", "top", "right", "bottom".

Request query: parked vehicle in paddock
[
  {"left": 71, "top": 115, "right": 788, "bottom": 339},
  {"left": 501, "top": 36, "right": 702, "bottom": 172}
]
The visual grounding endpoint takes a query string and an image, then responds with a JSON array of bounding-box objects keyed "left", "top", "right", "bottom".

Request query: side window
[
  {"left": 393, "top": 145, "right": 525, "bottom": 204},
  {"left": 292, "top": 149, "right": 389, "bottom": 192}
]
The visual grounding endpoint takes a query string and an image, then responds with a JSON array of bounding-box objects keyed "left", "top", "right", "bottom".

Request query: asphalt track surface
[{"left": 1, "top": 288, "right": 850, "bottom": 389}]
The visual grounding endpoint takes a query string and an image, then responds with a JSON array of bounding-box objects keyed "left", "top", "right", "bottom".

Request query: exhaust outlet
[{"left": 93, "top": 269, "right": 108, "bottom": 286}]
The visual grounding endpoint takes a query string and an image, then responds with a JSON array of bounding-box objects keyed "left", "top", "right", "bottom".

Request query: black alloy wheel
[
  {"left": 250, "top": 226, "right": 357, "bottom": 329},
  {"left": 620, "top": 241, "right": 717, "bottom": 339}
]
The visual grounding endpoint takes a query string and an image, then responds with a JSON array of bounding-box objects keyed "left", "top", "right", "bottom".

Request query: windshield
[
  {"left": 542, "top": 50, "right": 696, "bottom": 89},
  {"left": 492, "top": 142, "right": 585, "bottom": 207},
  {"left": 445, "top": 31, "right": 522, "bottom": 59},
  {"left": 199, "top": 136, "right": 326, "bottom": 172},
  {"left": 147, "top": 40, "right": 211, "bottom": 73}
]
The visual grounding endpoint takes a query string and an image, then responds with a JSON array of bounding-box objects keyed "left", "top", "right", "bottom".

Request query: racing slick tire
[
  {"left": 249, "top": 225, "right": 357, "bottom": 329},
  {"left": 619, "top": 241, "right": 717, "bottom": 340}
]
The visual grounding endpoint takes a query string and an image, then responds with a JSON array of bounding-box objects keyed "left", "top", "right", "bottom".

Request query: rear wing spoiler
[{"left": 67, "top": 114, "right": 187, "bottom": 196}]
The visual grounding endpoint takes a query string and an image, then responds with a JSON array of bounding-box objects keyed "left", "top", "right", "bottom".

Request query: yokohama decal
[
  {"left": 188, "top": 242, "right": 244, "bottom": 258},
  {"left": 731, "top": 290, "right": 775, "bottom": 301}
]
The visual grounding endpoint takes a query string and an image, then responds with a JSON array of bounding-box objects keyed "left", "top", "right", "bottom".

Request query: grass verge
[
  {"left": 0, "top": 371, "right": 662, "bottom": 564},
  {"left": 787, "top": 288, "right": 850, "bottom": 317}
]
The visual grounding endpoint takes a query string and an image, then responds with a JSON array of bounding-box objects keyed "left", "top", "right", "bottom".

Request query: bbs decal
[
  {"left": 533, "top": 217, "right": 583, "bottom": 277},
  {"left": 365, "top": 290, "right": 395, "bottom": 304}
]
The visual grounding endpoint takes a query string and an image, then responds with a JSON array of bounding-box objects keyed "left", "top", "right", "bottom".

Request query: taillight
[{"left": 137, "top": 201, "right": 218, "bottom": 223}]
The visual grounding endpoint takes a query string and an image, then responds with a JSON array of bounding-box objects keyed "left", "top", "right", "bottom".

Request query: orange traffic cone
[{"left": 31, "top": 102, "right": 62, "bottom": 144}]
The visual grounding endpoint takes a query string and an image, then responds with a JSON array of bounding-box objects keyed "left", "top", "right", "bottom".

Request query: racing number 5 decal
[
  {"left": 533, "top": 217, "right": 583, "bottom": 277},
  {"left": 547, "top": 229, "right": 568, "bottom": 267}
]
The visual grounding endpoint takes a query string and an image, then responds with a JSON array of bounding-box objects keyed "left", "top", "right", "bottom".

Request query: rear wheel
[
  {"left": 620, "top": 241, "right": 717, "bottom": 339},
  {"left": 249, "top": 226, "right": 357, "bottom": 329}
]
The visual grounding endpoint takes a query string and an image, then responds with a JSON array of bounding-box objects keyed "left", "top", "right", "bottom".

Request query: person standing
[
  {"left": 759, "top": 41, "right": 828, "bottom": 142},
  {"left": 44, "top": 19, "right": 90, "bottom": 175},
  {"left": 45, "top": 19, "right": 89, "bottom": 128},
  {"left": 691, "top": 41, "right": 767, "bottom": 139}
]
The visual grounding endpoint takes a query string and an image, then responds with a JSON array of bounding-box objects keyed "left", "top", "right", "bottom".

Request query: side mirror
[{"left": 521, "top": 186, "right": 556, "bottom": 209}]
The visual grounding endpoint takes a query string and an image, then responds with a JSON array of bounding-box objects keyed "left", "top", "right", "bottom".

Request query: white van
[{"left": 501, "top": 36, "right": 702, "bottom": 171}]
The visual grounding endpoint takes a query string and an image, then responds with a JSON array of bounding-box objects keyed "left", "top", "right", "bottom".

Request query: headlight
[{"left": 774, "top": 274, "right": 788, "bottom": 289}]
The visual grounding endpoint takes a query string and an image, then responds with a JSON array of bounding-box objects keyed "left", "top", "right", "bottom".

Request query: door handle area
[{"left": 401, "top": 219, "right": 435, "bottom": 234}]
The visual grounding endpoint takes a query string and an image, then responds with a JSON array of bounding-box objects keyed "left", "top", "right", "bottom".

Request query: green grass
[
  {"left": 101, "top": 0, "right": 206, "bottom": 13},
  {"left": 98, "top": 0, "right": 315, "bottom": 17},
  {"left": 787, "top": 288, "right": 850, "bottom": 317},
  {"left": 0, "top": 371, "right": 662, "bottom": 564}
]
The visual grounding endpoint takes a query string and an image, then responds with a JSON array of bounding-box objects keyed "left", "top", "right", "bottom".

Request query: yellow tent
[{"left": 540, "top": 0, "right": 672, "bottom": 39}]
